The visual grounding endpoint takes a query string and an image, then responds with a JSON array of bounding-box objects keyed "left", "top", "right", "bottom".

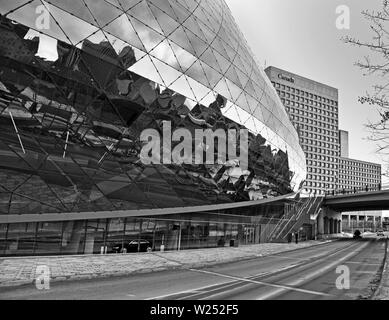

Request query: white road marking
[
  {"left": 354, "top": 271, "right": 375, "bottom": 274},
  {"left": 145, "top": 279, "right": 236, "bottom": 300},
  {"left": 177, "top": 281, "right": 244, "bottom": 300},
  {"left": 195, "top": 244, "right": 359, "bottom": 300},
  {"left": 188, "top": 269, "right": 332, "bottom": 297},
  {"left": 255, "top": 242, "right": 370, "bottom": 300},
  {"left": 147, "top": 242, "right": 358, "bottom": 300}
]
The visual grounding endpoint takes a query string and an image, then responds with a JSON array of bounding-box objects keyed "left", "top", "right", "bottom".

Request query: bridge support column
[
  {"left": 317, "top": 212, "right": 324, "bottom": 236},
  {"left": 317, "top": 207, "right": 342, "bottom": 238},
  {"left": 323, "top": 217, "right": 328, "bottom": 235},
  {"left": 329, "top": 218, "right": 334, "bottom": 234}
]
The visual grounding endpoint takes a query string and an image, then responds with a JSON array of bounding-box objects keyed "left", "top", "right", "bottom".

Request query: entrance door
[{"left": 244, "top": 227, "right": 255, "bottom": 244}]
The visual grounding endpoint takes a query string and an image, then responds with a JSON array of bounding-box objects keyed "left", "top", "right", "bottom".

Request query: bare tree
[{"left": 343, "top": 0, "right": 389, "bottom": 175}]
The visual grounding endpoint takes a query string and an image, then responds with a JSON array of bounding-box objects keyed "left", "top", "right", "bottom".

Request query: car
[
  {"left": 377, "top": 230, "right": 385, "bottom": 237},
  {"left": 353, "top": 230, "right": 362, "bottom": 239},
  {"left": 111, "top": 240, "right": 152, "bottom": 253}
]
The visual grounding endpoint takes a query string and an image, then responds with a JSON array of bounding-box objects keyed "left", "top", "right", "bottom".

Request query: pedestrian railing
[
  {"left": 325, "top": 183, "right": 389, "bottom": 197},
  {"left": 267, "top": 196, "right": 314, "bottom": 242}
]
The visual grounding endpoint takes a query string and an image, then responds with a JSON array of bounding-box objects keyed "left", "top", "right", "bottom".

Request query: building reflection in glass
[{"left": 0, "top": 0, "right": 306, "bottom": 256}]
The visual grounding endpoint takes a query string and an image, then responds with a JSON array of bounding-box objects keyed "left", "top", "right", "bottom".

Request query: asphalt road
[{"left": 0, "top": 238, "right": 386, "bottom": 300}]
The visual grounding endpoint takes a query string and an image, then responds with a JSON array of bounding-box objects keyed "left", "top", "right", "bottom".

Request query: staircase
[
  {"left": 266, "top": 197, "right": 309, "bottom": 242},
  {"left": 310, "top": 197, "right": 324, "bottom": 220},
  {"left": 267, "top": 196, "right": 324, "bottom": 242}
]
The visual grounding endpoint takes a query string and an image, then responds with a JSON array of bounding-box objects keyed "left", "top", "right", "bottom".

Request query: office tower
[{"left": 265, "top": 66, "right": 340, "bottom": 195}]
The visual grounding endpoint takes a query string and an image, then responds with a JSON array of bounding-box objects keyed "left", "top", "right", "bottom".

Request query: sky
[{"left": 225, "top": 0, "right": 388, "bottom": 184}]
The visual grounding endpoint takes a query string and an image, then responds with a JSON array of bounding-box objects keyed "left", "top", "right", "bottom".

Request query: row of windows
[
  {"left": 308, "top": 171, "right": 338, "bottom": 178},
  {"left": 277, "top": 90, "right": 336, "bottom": 110},
  {"left": 306, "top": 153, "right": 338, "bottom": 162},
  {"left": 301, "top": 131, "right": 338, "bottom": 142},
  {"left": 302, "top": 142, "right": 339, "bottom": 154},
  {"left": 340, "top": 168, "right": 380, "bottom": 175},
  {"left": 339, "top": 174, "right": 381, "bottom": 182},
  {"left": 339, "top": 170, "right": 380, "bottom": 178},
  {"left": 304, "top": 190, "right": 327, "bottom": 195},
  {"left": 338, "top": 182, "right": 379, "bottom": 188},
  {"left": 305, "top": 181, "right": 336, "bottom": 188},
  {"left": 339, "top": 176, "right": 381, "bottom": 186},
  {"left": 304, "top": 189, "right": 327, "bottom": 195},
  {"left": 287, "top": 107, "right": 337, "bottom": 124},
  {"left": 291, "top": 115, "right": 338, "bottom": 130},
  {"left": 298, "top": 125, "right": 339, "bottom": 138},
  {"left": 307, "top": 160, "right": 338, "bottom": 169},
  {"left": 282, "top": 98, "right": 338, "bottom": 117},
  {"left": 339, "top": 173, "right": 381, "bottom": 182},
  {"left": 303, "top": 146, "right": 339, "bottom": 157},
  {"left": 272, "top": 82, "right": 338, "bottom": 107},
  {"left": 339, "top": 161, "right": 381, "bottom": 170},
  {"left": 308, "top": 168, "right": 337, "bottom": 176},
  {"left": 307, "top": 174, "right": 336, "bottom": 181}
]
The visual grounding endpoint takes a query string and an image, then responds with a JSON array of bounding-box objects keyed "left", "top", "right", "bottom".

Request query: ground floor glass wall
[{"left": 0, "top": 216, "right": 260, "bottom": 256}]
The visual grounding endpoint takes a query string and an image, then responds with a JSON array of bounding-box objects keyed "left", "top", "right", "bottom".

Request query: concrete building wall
[
  {"left": 342, "top": 211, "right": 382, "bottom": 232},
  {"left": 338, "top": 157, "right": 381, "bottom": 191},
  {"left": 339, "top": 130, "right": 349, "bottom": 158}
]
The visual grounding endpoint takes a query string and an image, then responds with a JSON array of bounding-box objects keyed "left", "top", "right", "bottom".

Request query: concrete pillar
[
  {"left": 329, "top": 218, "right": 334, "bottom": 234},
  {"left": 324, "top": 217, "right": 329, "bottom": 235},
  {"left": 84, "top": 233, "right": 95, "bottom": 254},
  {"left": 317, "top": 212, "right": 325, "bottom": 235},
  {"left": 255, "top": 225, "right": 260, "bottom": 244}
]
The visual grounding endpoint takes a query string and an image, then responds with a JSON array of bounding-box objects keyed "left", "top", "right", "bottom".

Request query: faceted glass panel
[{"left": 0, "top": 0, "right": 306, "bottom": 222}]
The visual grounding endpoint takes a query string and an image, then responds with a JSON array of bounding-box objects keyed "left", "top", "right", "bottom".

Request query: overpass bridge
[
  {"left": 308, "top": 183, "right": 389, "bottom": 238},
  {"left": 323, "top": 183, "right": 389, "bottom": 212}
]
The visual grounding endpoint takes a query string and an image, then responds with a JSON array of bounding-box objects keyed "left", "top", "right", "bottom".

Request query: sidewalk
[
  {"left": 0, "top": 240, "right": 332, "bottom": 288},
  {"left": 373, "top": 240, "right": 389, "bottom": 300}
]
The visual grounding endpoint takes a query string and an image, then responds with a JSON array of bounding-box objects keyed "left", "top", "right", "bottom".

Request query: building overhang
[{"left": 0, "top": 192, "right": 297, "bottom": 224}]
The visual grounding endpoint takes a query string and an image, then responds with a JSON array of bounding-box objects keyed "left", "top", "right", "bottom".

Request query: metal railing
[
  {"left": 274, "top": 197, "right": 312, "bottom": 240},
  {"left": 267, "top": 196, "right": 325, "bottom": 242},
  {"left": 325, "top": 183, "right": 389, "bottom": 197},
  {"left": 283, "top": 196, "right": 322, "bottom": 240},
  {"left": 267, "top": 196, "right": 313, "bottom": 242}
]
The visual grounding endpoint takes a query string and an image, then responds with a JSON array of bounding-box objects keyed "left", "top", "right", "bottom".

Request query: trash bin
[{"left": 230, "top": 240, "right": 239, "bottom": 247}]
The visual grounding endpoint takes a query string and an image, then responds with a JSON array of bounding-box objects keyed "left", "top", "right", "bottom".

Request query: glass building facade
[{"left": 0, "top": 0, "right": 306, "bottom": 256}]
